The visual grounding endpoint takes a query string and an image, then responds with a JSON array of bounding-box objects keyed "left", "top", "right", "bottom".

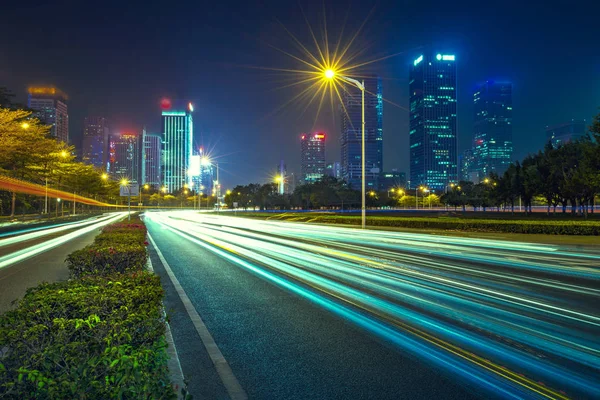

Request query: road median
[{"left": 0, "top": 214, "right": 183, "bottom": 399}]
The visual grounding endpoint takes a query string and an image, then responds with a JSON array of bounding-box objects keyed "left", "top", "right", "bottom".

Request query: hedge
[
  {"left": 66, "top": 219, "right": 148, "bottom": 278},
  {"left": 0, "top": 214, "right": 177, "bottom": 399},
  {"left": 245, "top": 213, "right": 600, "bottom": 236}
]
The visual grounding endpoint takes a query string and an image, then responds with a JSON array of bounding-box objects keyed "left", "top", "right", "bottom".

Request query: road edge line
[
  {"left": 147, "top": 256, "right": 186, "bottom": 399},
  {"left": 147, "top": 232, "right": 248, "bottom": 400}
]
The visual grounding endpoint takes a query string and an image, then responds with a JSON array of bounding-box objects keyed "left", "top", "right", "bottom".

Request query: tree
[{"left": 0, "top": 109, "right": 53, "bottom": 216}]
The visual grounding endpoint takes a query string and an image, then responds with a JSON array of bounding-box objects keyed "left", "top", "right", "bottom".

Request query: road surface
[
  {"left": 0, "top": 212, "right": 128, "bottom": 312},
  {"left": 144, "top": 210, "right": 600, "bottom": 400}
]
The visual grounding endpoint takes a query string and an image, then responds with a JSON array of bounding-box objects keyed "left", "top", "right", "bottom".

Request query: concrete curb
[{"left": 147, "top": 256, "right": 186, "bottom": 399}]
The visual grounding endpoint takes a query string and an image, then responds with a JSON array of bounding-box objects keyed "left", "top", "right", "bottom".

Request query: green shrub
[
  {"left": 0, "top": 273, "right": 175, "bottom": 399},
  {"left": 66, "top": 243, "right": 147, "bottom": 278},
  {"left": 313, "top": 215, "right": 600, "bottom": 235},
  {"left": 243, "top": 213, "right": 600, "bottom": 235}
]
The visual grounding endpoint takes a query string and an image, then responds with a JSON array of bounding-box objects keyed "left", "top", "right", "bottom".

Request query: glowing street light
[
  {"left": 101, "top": 173, "right": 108, "bottom": 181},
  {"left": 21, "top": 122, "right": 30, "bottom": 129},
  {"left": 120, "top": 179, "right": 131, "bottom": 220},
  {"left": 324, "top": 68, "right": 367, "bottom": 228},
  {"left": 201, "top": 156, "right": 221, "bottom": 212}
]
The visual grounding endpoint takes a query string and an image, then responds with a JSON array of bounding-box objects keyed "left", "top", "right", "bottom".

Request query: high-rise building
[
  {"left": 379, "top": 170, "right": 406, "bottom": 191},
  {"left": 82, "top": 117, "right": 109, "bottom": 168},
  {"left": 162, "top": 101, "right": 193, "bottom": 193},
  {"left": 109, "top": 133, "right": 141, "bottom": 183},
  {"left": 409, "top": 53, "right": 457, "bottom": 190},
  {"left": 197, "top": 147, "right": 214, "bottom": 194},
  {"left": 545, "top": 120, "right": 587, "bottom": 148},
  {"left": 340, "top": 76, "right": 383, "bottom": 190},
  {"left": 459, "top": 149, "right": 478, "bottom": 183},
  {"left": 472, "top": 81, "right": 513, "bottom": 179},
  {"left": 27, "top": 86, "right": 69, "bottom": 143},
  {"left": 301, "top": 132, "right": 326, "bottom": 184},
  {"left": 142, "top": 129, "right": 162, "bottom": 185},
  {"left": 276, "top": 160, "right": 287, "bottom": 194},
  {"left": 325, "top": 162, "right": 342, "bottom": 179}
]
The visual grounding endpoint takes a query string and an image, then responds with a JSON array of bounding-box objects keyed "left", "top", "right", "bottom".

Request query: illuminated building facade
[
  {"left": 142, "top": 129, "right": 162, "bottom": 185},
  {"left": 82, "top": 116, "right": 109, "bottom": 168},
  {"left": 162, "top": 101, "right": 193, "bottom": 193},
  {"left": 460, "top": 149, "right": 478, "bottom": 182},
  {"left": 27, "top": 86, "right": 69, "bottom": 143},
  {"left": 109, "top": 133, "right": 141, "bottom": 183},
  {"left": 379, "top": 170, "right": 406, "bottom": 191},
  {"left": 472, "top": 81, "right": 513, "bottom": 179},
  {"left": 545, "top": 119, "right": 587, "bottom": 148},
  {"left": 326, "top": 162, "right": 342, "bottom": 179},
  {"left": 409, "top": 53, "right": 457, "bottom": 190},
  {"left": 301, "top": 133, "right": 326, "bottom": 184},
  {"left": 340, "top": 76, "right": 383, "bottom": 190}
]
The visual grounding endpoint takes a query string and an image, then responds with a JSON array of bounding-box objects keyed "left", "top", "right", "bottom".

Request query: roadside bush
[
  {"left": 313, "top": 215, "right": 600, "bottom": 235},
  {"left": 249, "top": 213, "right": 600, "bottom": 235},
  {"left": 66, "top": 243, "right": 147, "bottom": 278},
  {"left": 0, "top": 273, "right": 175, "bottom": 399},
  {"left": 66, "top": 216, "right": 149, "bottom": 278}
]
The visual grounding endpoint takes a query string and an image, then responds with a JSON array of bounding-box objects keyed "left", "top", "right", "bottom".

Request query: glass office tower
[{"left": 409, "top": 53, "right": 457, "bottom": 190}]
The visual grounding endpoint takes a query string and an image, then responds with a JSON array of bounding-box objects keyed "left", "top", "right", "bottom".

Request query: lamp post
[
  {"left": 324, "top": 69, "right": 366, "bottom": 229},
  {"left": 44, "top": 150, "right": 69, "bottom": 215},
  {"left": 199, "top": 185, "right": 205, "bottom": 210},
  {"left": 201, "top": 157, "right": 219, "bottom": 213},
  {"left": 141, "top": 184, "right": 149, "bottom": 206},
  {"left": 161, "top": 186, "right": 167, "bottom": 208},
  {"left": 121, "top": 179, "right": 131, "bottom": 220}
]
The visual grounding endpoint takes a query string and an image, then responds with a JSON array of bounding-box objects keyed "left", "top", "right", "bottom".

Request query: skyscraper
[
  {"left": 409, "top": 53, "right": 457, "bottom": 190},
  {"left": 276, "top": 160, "right": 287, "bottom": 194},
  {"left": 198, "top": 147, "right": 216, "bottom": 193},
  {"left": 459, "top": 149, "right": 478, "bottom": 182},
  {"left": 340, "top": 76, "right": 383, "bottom": 190},
  {"left": 142, "top": 129, "right": 162, "bottom": 185},
  {"left": 379, "top": 170, "right": 406, "bottom": 191},
  {"left": 545, "top": 120, "right": 587, "bottom": 148},
  {"left": 82, "top": 117, "right": 109, "bottom": 168},
  {"left": 109, "top": 133, "right": 141, "bottom": 184},
  {"left": 27, "top": 86, "right": 69, "bottom": 143},
  {"left": 301, "top": 132, "right": 326, "bottom": 184},
  {"left": 162, "top": 101, "right": 193, "bottom": 193},
  {"left": 472, "top": 81, "right": 513, "bottom": 179},
  {"left": 325, "top": 162, "right": 342, "bottom": 179}
]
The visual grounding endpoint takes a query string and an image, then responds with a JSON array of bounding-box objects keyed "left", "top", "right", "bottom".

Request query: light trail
[
  {"left": 0, "top": 212, "right": 127, "bottom": 270},
  {"left": 0, "top": 214, "right": 117, "bottom": 248},
  {"left": 145, "top": 211, "right": 600, "bottom": 399}
]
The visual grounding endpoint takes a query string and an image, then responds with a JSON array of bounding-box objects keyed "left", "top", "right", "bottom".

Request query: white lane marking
[
  {"left": 0, "top": 212, "right": 127, "bottom": 270},
  {"left": 147, "top": 256, "right": 185, "bottom": 398},
  {"left": 147, "top": 232, "right": 247, "bottom": 400},
  {"left": 0, "top": 214, "right": 112, "bottom": 248}
]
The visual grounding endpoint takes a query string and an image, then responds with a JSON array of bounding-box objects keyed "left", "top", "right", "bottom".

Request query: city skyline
[{"left": 1, "top": 1, "right": 599, "bottom": 188}]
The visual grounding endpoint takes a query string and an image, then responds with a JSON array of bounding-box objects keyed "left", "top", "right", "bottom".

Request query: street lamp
[
  {"left": 417, "top": 186, "right": 428, "bottom": 210},
  {"left": 324, "top": 68, "right": 367, "bottom": 229},
  {"left": 44, "top": 149, "right": 69, "bottom": 215},
  {"left": 423, "top": 188, "right": 432, "bottom": 209},
  {"left": 121, "top": 178, "right": 131, "bottom": 220},
  {"left": 201, "top": 156, "right": 220, "bottom": 212}
]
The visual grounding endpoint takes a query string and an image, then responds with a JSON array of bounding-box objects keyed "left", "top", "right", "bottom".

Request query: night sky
[{"left": 2, "top": 0, "right": 599, "bottom": 188}]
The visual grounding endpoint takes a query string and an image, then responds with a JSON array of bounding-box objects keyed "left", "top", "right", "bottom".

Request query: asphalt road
[
  {"left": 144, "top": 211, "right": 600, "bottom": 400},
  {"left": 0, "top": 212, "right": 128, "bottom": 312}
]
